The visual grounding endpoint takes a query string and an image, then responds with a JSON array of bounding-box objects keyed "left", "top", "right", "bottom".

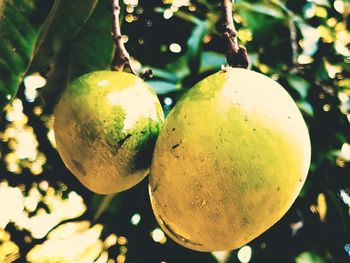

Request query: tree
[{"left": 0, "top": 0, "right": 349, "bottom": 262}]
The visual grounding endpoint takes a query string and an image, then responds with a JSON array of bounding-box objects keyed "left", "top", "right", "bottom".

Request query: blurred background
[{"left": 0, "top": 0, "right": 350, "bottom": 262}]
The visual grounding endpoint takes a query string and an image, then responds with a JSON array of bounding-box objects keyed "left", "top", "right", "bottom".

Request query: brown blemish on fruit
[
  {"left": 72, "top": 159, "right": 86, "bottom": 176},
  {"left": 171, "top": 141, "right": 181, "bottom": 152}
]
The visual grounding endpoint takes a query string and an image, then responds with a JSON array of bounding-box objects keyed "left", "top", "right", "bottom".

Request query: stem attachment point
[{"left": 222, "top": 0, "right": 249, "bottom": 69}]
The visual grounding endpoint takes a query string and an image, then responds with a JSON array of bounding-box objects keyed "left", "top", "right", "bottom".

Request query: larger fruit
[
  {"left": 149, "top": 68, "right": 311, "bottom": 251},
  {"left": 54, "top": 71, "right": 164, "bottom": 194}
]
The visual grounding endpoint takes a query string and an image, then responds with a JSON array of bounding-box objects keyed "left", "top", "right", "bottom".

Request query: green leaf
[
  {"left": 199, "top": 51, "right": 226, "bottom": 73},
  {"left": 164, "top": 56, "right": 191, "bottom": 80},
  {"left": 147, "top": 80, "right": 180, "bottom": 95},
  {"left": 30, "top": 0, "right": 99, "bottom": 73},
  {"left": 238, "top": 7, "right": 280, "bottom": 34},
  {"left": 236, "top": 1, "right": 285, "bottom": 19},
  {"left": 310, "top": 0, "right": 331, "bottom": 7},
  {"left": 295, "top": 252, "right": 326, "bottom": 263},
  {"left": 186, "top": 19, "right": 210, "bottom": 74},
  {"left": 148, "top": 67, "right": 180, "bottom": 82},
  {"left": 41, "top": 0, "right": 114, "bottom": 110},
  {"left": 297, "top": 22, "right": 320, "bottom": 56},
  {"left": 0, "top": 0, "right": 53, "bottom": 111},
  {"left": 287, "top": 74, "right": 311, "bottom": 99},
  {"left": 297, "top": 100, "right": 314, "bottom": 117}
]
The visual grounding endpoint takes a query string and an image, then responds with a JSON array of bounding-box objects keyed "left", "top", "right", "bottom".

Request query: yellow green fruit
[
  {"left": 54, "top": 71, "right": 164, "bottom": 194},
  {"left": 149, "top": 68, "right": 311, "bottom": 251}
]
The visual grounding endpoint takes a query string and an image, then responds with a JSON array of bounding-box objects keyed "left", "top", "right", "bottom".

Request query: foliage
[{"left": 0, "top": 0, "right": 350, "bottom": 262}]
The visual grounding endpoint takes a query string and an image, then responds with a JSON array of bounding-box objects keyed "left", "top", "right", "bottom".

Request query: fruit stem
[
  {"left": 222, "top": 0, "right": 249, "bottom": 69},
  {"left": 111, "top": 0, "right": 135, "bottom": 73}
]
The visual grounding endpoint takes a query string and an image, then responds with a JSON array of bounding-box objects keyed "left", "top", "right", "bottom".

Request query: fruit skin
[
  {"left": 54, "top": 71, "right": 164, "bottom": 194},
  {"left": 149, "top": 68, "right": 311, "bottom": 252}
]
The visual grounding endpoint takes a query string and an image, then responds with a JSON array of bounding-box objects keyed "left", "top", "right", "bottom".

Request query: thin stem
[
  {"left": 222, "top": 0, "right": 249, "bottom": 68},
  {"left": 223, "top": 0, "right": 239, "bottom": 54},
  {"left": 111, "top": 0, "right": 134, "bottom": 73},
  {"left": 288, "top": 15, "right": 299, "bottom": 68}
]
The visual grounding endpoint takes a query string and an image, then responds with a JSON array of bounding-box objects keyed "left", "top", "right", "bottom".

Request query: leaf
[
  {"left": 0, "top": 0, "right": 53, "bottom": 111},
  {"left": 164, "top": 56, "right": 191, "bottom": 81},
  {"left": 199, "top": 51, "right": 226, "bottom": 73},
  {"left": 186, "top": 19, "right": 210, "bottom": 74},
  {"left": 29, "top": 0, "right": 99, "bottom": 73},
  {"left": 309, "top": 0, "right": 331, "bottom": 7},
  {"left": 297, "top": 100, "right": 314, "bottom": 117},
  {"left": 146, "top": 80, "right": 179, "bottom": 95},
  {"left": 238, "top": 7, "right": 280, "bottom": 34},
  {"left": 297, "top": 22, "right": 320, "bottom": 56},
  {"left": 148, "top": 67, "right": 180, "bottom": 82},
  {"left": 41, "top": 0, "right": 115, "bottom": 110},
  {"left": 287, "top": 74, "right": 311, "bottom": 99},
  {"left": 295, "top": 252, "right": 326, "bottom": 263},
  {"left": 236, "top": 1, "right": 285, "bottom": 19}
]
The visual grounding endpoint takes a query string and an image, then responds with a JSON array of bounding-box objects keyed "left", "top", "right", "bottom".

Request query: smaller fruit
[{"left": 54, "top": 71, "right": 164, "bottom": 194}]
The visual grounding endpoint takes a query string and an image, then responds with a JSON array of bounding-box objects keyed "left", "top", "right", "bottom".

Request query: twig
[
  {"left": 223, "top": 0, "right": 239, "bottom": 53},
  {"left": 288, "top": 16, "right": 299, "bottom": 71},
  {"left": 222, "top": 0, "right": 249, "bottom": 68},
  {"left": 111, "top": 0, "right": 134, "bottom": 73}
]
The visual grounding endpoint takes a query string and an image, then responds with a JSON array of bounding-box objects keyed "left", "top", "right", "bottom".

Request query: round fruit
[
  {"left": 149, "top": 68, "right": 311, "bottom": 251},
  {"left": 54, "top": 71, "right": 164, "bottom": 194}
]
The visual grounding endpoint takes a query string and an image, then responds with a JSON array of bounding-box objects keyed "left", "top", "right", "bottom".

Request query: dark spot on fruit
[
  {"left": 118, "top": 133, "right": 132, "bottom": 147},
  {"left": 172, "top": 128, "right": 176, "bottom": 131},
  {"left": 253, "top": 128, "right": 256, "bottom": 131},
  {"left": 171, "top": 142, "right": 181, "bottom": 151},
  {"left": 242, "top": 217, "right": 249, "bottom": 226},
  {"left": 152, "top": 182, "right": 159, "bottom": 193},
  {"left": 277, "top": 187, "right": 280, "bottom": 191},
  {"left": 72, "top": 159, "right": 86, "bottom": 176},
  {"left": 81, "top": 123, "right": 100, "bottom": 143},
  {"left": 288, "top": 116, "right": 291, "bottom": 119},
  {"left": 159, "top": 216, "right": 203, "bottom": 246}
]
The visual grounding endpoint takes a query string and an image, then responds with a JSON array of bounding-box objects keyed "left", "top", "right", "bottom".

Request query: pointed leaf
[
  {"left": 297, "top": 22, "right": 320, "bottom": 56},
  {"left": 29, "top": 0, "right": 99, "bottom": 72},
  {"left": 287, "top": 74, "right": 311, "bottom": 99},
  {"left": 0, "top": 0, "right": 53, "bottom": 111},
  {"left": 236, "top": 1, "right": 285, "bottom": 19},
  {"left": 199, "top": 51, "right": 226, "bottom": 73},
  {"left": 147, "top": 80, "right": 179, "bottom": 95},
  {"left": 41, "top": 0, "right": 115, "bottom": 110}
]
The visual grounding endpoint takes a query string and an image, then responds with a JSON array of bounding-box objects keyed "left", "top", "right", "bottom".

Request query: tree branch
[
  {"left": 111, "top": 0, "right": 134, "bottom": 73},
  {"left": 288, "top": 16, "right": 299, "bottom": 72},
  {"left": 223, "top": 0, "right": 239, "bottom": 53},
  {"left": 222, "top": 0, "right": 249, "bottom": 69}
]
